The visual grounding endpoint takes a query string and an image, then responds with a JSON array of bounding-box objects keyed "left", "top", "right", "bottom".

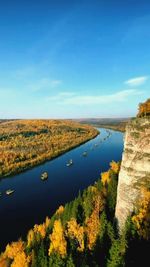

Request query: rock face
[{"left": 115, "top": 117, "right": 150, "bottom": 231}]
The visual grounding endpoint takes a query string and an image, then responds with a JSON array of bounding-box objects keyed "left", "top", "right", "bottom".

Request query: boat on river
[
  {"left": 6, "top": 189, "right": 14, "bottom": 195},
  {"left": 82, "top": 151, "right": 88, "bottom": 157},
  {"left": 41, "top": 172, "right": 48, "bottom": 180},
  {"left": 0, "top": 128, "right": 123, "bottom": 251},
  {"left": 94, "top": 143, "right": 98, "bottom": 147},
  {"left": 66, "top": 159, "right": 73, "bottom": 167}
]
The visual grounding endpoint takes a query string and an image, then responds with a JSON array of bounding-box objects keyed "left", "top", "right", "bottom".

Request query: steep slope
[
  {"left": 115, "top": 117, "right": 150, "bottom": 230},
  {"left": 0, "top": 162, "right": 121, "bottom": 267}
]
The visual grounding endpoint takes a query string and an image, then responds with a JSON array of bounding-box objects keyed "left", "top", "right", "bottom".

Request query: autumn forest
[
  {"left": 0, "top": 120, "right": 98, "bottom": 177},
  {"left": 0, "top": 160, "right": 149, "bottom": 266}
]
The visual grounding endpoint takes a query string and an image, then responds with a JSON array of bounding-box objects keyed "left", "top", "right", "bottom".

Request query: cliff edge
[{"left": 115, "top": 117, "right": 150, "bottom": 230}]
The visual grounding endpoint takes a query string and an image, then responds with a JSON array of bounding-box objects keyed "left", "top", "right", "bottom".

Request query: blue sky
[{"left": 0, "top": 0, "right": 150, "bottom": 118}]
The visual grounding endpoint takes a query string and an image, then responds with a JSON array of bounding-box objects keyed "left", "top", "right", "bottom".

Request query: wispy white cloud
[
  {"left": 29, "top": 78, "right": 62, "bottom": 91},
  {"left": 45, "top": 91, "right": 76, "bottom": 102},
  {"left": 59, "top": 92, "right": 76, "bottom": 97},
  {"left": 125, "top": 76, "right": 148, "bottom": 87},
  {"left": 45, "top": 89, "right": 143, "bottom": 106},
  {"left": 50, "top": 80, "right": 62, "bottom": 87},
  {"left": 11, "top": 66, "right": 36, "bottom": 79}
]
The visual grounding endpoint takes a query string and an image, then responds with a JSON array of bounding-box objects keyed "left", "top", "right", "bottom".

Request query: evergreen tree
[
  {"left": 66, "top": 254, "right": 75, "bottom": 267},
  {"left": 107, "top": 172, "right": 118, "bottom": 219},
  {"left": 36, "top": 242, "right": 48, "bottom": 267},
  {"left": 107, "top": 239, "right": 125, "bottom": 267},
  {"left": 49, "top": 253, "right": 65, "bottom": 267}
]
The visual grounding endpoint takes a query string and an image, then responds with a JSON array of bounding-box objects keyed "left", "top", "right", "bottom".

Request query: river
[{"left": 0, "top": 128, "right": 124, "bottom": 251}]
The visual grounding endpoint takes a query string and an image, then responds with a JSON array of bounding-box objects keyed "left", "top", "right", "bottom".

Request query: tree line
[{"left": 0, "top": 120, "right": 98, "bottom": 177}]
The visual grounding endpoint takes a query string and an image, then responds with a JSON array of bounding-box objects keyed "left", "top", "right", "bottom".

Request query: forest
[
  {"left": 76, "top": 118, "right": 128, "bottom": 132},
  {"left": 0, "top": 160, "right": 149, "bottom": 267},
  {"left": 0, "top": 120, "right": 98, "bottom": 177}
]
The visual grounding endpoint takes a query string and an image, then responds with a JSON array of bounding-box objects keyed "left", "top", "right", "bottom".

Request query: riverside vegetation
[
  {"left": 76, "top": 118, "right": 128, "bottom": 132},
  {"left": 0, "top": 120, "right": 98, "bottom": 177},
  {"left": 0, "top": 160, "right": 149, "bottom": 267}
]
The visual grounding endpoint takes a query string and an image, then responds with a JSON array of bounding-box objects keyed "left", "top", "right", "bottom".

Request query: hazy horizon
[{"left": 0, "top": 116, "right": 131, "bottom": 120}]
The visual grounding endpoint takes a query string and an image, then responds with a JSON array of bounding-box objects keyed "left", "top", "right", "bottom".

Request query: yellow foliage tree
[
  {"left": 132, "top": 188, "right": 150, "bottom": 239},
  {"left": 0, "top": 120, "right": 98, "bottom": 177},
  {"left": 101, "top": 171, "right": 110, "bottom": 186},
  {"left": 85, "top": 194, "right": 103, "bottom": 250},
  {"left": 27, "top": 220, "right": 48, "bottom": 248},
  {"left": 110, "top": 160, "right": 120, "bottom": 174},
  {"left": 55, "top": 205, "right": 64, "bottom": 216},
  {"left": 0, "top": 257, "right": 10, "bottom": 267},
  {"left": 66, "top": 218, "right": 84, "bottom": 252},
  {"left": 3, "top": 240, "right": 30, "bottom": 267},
  {"left": 49, "top": 219, "right": 67, "bottom": 257},
  {"left": 27, "top": 229, "right": 35, "bottom": 248},
  {"left": 11, "top": 251, "right": 30, "bottom": 267},
  {"left": 5, "top": 240, "right": 24, "bottom": 259},
  {"left": 85, "top": 211, "right": 100, "bottom": 250},
  {"left": 34, "top": 223, "right": 46, "bottom": 239},
  {"left": 101, "top": 161, "right": 120, "bottom": 186},
  {"left": 45, "top": 216, "right": 50, "bottom": 228}
]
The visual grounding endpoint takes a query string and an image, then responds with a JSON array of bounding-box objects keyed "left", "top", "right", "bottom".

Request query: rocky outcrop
[{"left": 115, "top": 117, "right": 150, "bottom": 231}]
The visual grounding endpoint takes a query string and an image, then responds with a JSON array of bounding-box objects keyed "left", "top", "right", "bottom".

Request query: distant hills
[
  {"left": 0, "top": 117, "right": 130, "bottom": 132},
  {"left": 74, "top": 118, "right": 131, "bottom": 132}
]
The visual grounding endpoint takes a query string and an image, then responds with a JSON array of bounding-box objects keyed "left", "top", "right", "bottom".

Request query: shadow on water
[{"left": 0, "top": 128, "right": 124, "bottom": 251}]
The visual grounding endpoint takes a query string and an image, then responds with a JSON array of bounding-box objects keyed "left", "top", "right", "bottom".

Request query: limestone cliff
[{"left": 115, "top": 117, "right": 150, "bottom": 230}]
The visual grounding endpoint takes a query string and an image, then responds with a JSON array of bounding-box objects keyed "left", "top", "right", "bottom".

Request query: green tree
[
  {"left": 49, "top": 253, "right": 65, "bottom": 267},
  {"left": 36, "top": 242, "right": 48, "bottom": 267},
  {"left": 107, "top": 239, "right": 126, "bottom": 267},
  {"left": 106, "top": 172, "right": 118, "bottom": 219},
  {"left": 66, "top": 254, "right": 75, "bottom": 267}
]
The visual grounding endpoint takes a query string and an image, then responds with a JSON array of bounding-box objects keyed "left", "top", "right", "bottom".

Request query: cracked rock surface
[{"left": 115, "top": 117, "right": 150, "bottom": 230}]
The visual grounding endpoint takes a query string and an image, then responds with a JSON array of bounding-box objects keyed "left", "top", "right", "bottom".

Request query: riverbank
[
  {"left": 0, "top": 128, "right": 123, "bottom": 251},
  {"left": 1, "top": 130, "right": 99, "bottom": 179},
  {"left": 0, "top": 160, "right": 121, "bottom": 266},
  {"left": 0, "top": 129, "right": 123, "bottom": 250},
  {"left": 0, "top": 120, "right": 99, "bottom": 178},
  {"left": 98, "top": 124, "right": 126, "bottom": 132},
  {"left": 74, "top": 118, "right": 130, "bottom": 132}
]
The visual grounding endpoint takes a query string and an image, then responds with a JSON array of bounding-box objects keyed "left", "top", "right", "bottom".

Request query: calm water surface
[{"left": 0, "top": 128, "right": 124, "bottom": 251}]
